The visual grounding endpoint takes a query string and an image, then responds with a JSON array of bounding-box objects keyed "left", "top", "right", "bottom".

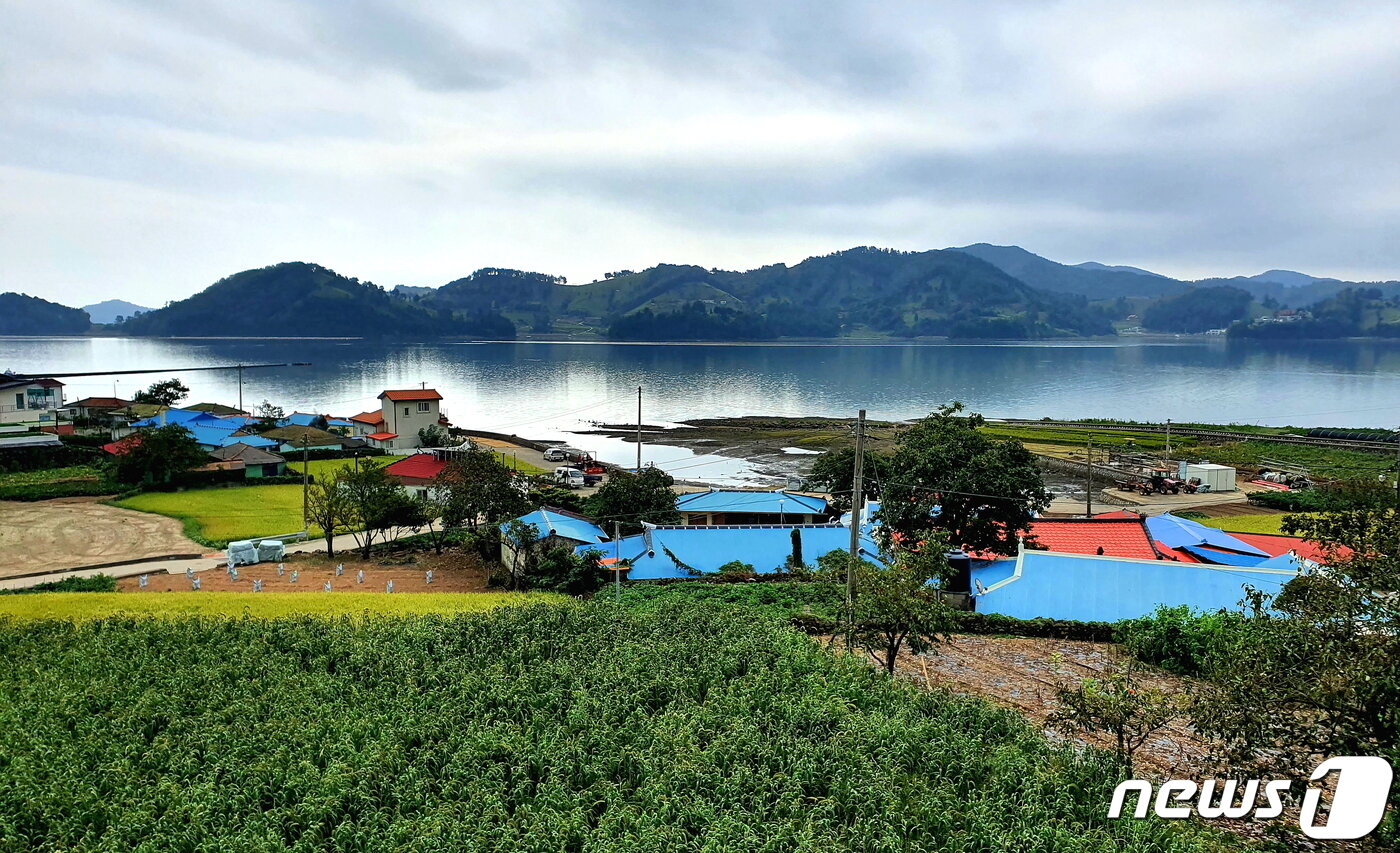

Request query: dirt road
[{"left": 0, "top": 498, "right": 204, "bottom": 578}]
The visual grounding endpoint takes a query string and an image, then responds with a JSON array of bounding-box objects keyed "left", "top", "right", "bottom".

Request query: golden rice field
[{"left": 0, "top": 591, "right": 567, "bottom": 621}]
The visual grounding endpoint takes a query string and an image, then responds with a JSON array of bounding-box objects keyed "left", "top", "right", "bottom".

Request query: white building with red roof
[{"left": 376, "top": 388, "right": 444, "bottom": 449}]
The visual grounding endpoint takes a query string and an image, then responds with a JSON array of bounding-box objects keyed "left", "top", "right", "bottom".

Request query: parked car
[
  {"left": 543, "top": 446, "right": 573, "bottom": 462},
  {"left": 553, "top": 466, "right": 586, "bottom": 489}
]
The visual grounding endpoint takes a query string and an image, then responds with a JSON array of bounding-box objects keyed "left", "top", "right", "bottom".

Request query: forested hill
[
  {"left": 117, "top": 263, "right": 516, "bottom": 339},
  {"left": 0, "top": 293, "right": 91, "bottom": 336},
  {"left": 446, "top": 248, "right": 1116, "bottom": 340}
]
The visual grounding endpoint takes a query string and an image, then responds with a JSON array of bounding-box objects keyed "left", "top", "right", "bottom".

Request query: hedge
[{"left": 0, "top": 574, "right": 117, "bottom": 595}]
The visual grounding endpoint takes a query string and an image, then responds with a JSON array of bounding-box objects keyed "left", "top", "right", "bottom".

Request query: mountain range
[{"left": 3, "top": 246, "right": 1397, "bottom": 340}]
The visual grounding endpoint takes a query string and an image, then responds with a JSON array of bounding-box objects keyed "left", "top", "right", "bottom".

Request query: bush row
[
  {"left": 0, "top": 574, "right": 117, "bottom": 595},
  {"left": 0, "top": 479, "right": 117, "bottom": 501}
]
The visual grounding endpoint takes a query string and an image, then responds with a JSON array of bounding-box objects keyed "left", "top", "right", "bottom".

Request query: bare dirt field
[
  {"left": 897, "top": 636, "right": 1205, "bottom": 778},
  {"left": 119, "top": 548, "right": 490, "bottom": 593},
  {"left": 0, "top": 497, "right": 205, "bottom": 578}
]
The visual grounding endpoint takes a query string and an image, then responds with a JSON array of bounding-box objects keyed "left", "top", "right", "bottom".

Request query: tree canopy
[
  {"left": 878, "top": 403, "right": 1050, "bottom": 558},
  {"left": 584, "top": 467, "right": 680, "bottom": 536},
  {"left": 110, "top": 425, "right": 207, "bottom": 485}
]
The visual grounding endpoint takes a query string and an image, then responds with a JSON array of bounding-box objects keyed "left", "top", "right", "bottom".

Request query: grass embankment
[
  {"left": 0, "top": 591, "right": 561, "bottom": 621},
  {"left": 0, "top": 605, "right": 1238, "bottom": 850}
]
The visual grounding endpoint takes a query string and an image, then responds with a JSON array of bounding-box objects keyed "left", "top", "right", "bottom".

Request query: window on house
[
  {"left": 417, "top": 402, "right": 430, "bottom": 413},
  {"left": 403, "top": 407, "right": 410, "bottom": 416},
  {"left": 13, "top": 394, "right": 21, "bottom": 409}
]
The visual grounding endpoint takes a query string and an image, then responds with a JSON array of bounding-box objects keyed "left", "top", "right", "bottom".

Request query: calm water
[{"left": 5, "top": 337, "right": 1399, "bottom": 483}]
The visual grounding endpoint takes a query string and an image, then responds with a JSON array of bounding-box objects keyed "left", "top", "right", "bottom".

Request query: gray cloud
[{"left": 1, "top": 0, "right": 1399, "bottom": 305}]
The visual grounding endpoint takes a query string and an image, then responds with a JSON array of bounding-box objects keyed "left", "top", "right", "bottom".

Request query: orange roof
[
  {"left": 379, "top": 389, "right": 442, "bottom": 402},
  {"left": 101, "top": 435, "right": 142, "bottom": 456},
  {"left": 365, "top": 432, "right": 398, "bottom": 441},
  {"left": 1228, "top": 532, "right": 1351, "bottom": 564},
  {"left": 349, "top": 411, "right": 384, "bottom": 425},
  {"left": 1023, "top": 518, "right": 1161, "bottom": 560}
]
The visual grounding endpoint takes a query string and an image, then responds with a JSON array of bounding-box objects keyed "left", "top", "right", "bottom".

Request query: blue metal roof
[
  {"left": 131, "top": 408, "right": 219, "bottom": 428},
  {"left": 675, "top": 489, "right": 828, "bottom": 515},
  {"left": 281, "top": 413, "right": 354, "bottom": 428},
  {"left": 1145, "top": 513, "right": 1270, "bottom": 557},
  {"left": 1177, "top": 546, "right": 1269, "bottom": 567},
  {"left": 505, "top": 509, "right": 609, "bottom": 546},
  {"left": 583, "top": 524, "right": 882, "bottom": 580},
  {"left": 185, "top": 425, "right": 275, "bottom": 449},
  {"left": 971, "top": 550, "right": 1299, "bottom": 623}
]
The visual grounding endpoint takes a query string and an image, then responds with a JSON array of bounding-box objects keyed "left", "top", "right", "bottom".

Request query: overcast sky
[{"left": 3, "top": 0, "right": 1399, "bottom": 306}]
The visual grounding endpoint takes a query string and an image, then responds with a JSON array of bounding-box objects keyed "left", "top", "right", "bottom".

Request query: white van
[
  {"left": 543, "top": 446, "right": 570, "bottom": 462},
  {"left": 553, "top": 466, "right": 586, "bottom": 489}
]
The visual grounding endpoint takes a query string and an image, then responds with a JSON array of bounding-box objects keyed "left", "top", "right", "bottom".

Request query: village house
[
  {"left": 499, "top": 506, "right": 611, "bottom": 571},
  {"left": 377, "top": 388, "right": 445, "bottom": 450},
  {"left": 208, "top": 443, "right": 288, "bottom": 478},
  {"left": 65, "top": 396, "right": 132, "bottom": 423},
  {"left": 675, "top": 489, "right": 830, "bottom": 525},
  {"left": 0, "top": 375, "right": 65, "bottom": 429},
  {"left": 578, "top": 523, "right": 884, "bottom": 580}
]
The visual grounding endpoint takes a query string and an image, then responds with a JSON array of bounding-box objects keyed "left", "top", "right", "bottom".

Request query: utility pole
[
  {"left": 301, "top": 436, "right": 310, "bottom": 530},
  {"left": 1164, "top": 418, "right": 1172, "bottom": 461},
  {"left": 613, "top": 521, "right": 621, "bottom": 602},
  {"left": 1085, "top": 433, "right": 1093, "bottom": 517},
  {"left": 236, "top": 364, "right": 244, "bottom": 414},
  {"left": 636, "top": 386, "right": 643, "bottom": 472},
  {"left": 847, "top": 409, "right": 866, "bottom": 606}
]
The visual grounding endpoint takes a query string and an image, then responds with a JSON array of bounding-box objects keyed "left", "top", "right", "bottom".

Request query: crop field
[
  {"left": 286, "top": 455, "right": 407, "bottom": 479},
  {"left": 0, "top": 605, "right": 1238, "bottom": 851},
  {"left": 113, "top": 485, "right": 310, "bottom": 546},
  {"left": 0, "top": 591, "right": 559, "bottom": 621},
  {"left": 1194, "top": 513, "right": 1294, "bottom": 535}
]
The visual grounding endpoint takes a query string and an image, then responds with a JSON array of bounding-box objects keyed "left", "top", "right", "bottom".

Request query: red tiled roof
[
  {"left": 350, "top": 411, "right": 385, "bottom": 425},
  {"left": 1157, "top": 542, "right": 1204, "bottom": 563},
  {"left": 385, "top": 454, "right": 449, "bottom": 483},
  {"left": 1228, "top": 532, "right": 1351, "bottom": 564},
  {"left": 70, "top": 396, "right": 131, "bottom": 408},
  {"left": 1023, "top": 518, "right": 1161, "bottom": 560},
  {"left": 101, "top": 435, "right": 142, "bottom": 456},
  {"left": 1093, "top": 510, "right": 1143, "bottom": 519},
  {"left": 379, "top": 389, "right": 443, "bottom": 402},
  {"left": 365, "top": 432, "right": 398, "bottom": 441}
]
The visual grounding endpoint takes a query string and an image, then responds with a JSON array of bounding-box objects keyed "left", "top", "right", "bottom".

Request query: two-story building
[
  {"left": 0, "top": 376, "right": 65, "bottom": 428},
  {"left": 378, "top": 388, "right": 444, "bottom": 449}
]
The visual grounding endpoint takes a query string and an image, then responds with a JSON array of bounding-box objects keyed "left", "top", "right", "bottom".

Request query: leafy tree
[
  {"left": 305, "top": 474, "right": 354, "bottom": 557},
  {"left": 340, "top": 461, "right": 418, "bottom": 559},
  {"left": 803, "top": 445, "right": 893, "bottom": 512},
  {"left": 417, "top": 424, "right": 451, "bottom": 448},
  {"left": 880, "top": 403, "right": 1050, "bottom": 558},
  {"left": 255, "top": 400, "right": 284, "bottom": 422},
  {"left": 1051, "top": 659, "right": 1188, "bottom": 774},
  {"left": 1191, "top": 507, "right": 1400, "bottom": 829},
  {"left": 132, "top": 378, "right": 190, "bottom": 407},
  {"left": 111, "top": 425, "right": 207, "bottom": 485},
  {"left": 787, "top": 528, "right": 804, "bottom": 570},
  {"left": 524, "top": 547, "right": 608, "bottom": 596},
  {"left": 827, "top": 541, "right": 956, "bottom": 675},
  {"left": 584, "top": 467, "right": 680, "bottom": 535},
  {"left": 434, "top": 448, "right": 531, "bottom": 559}
]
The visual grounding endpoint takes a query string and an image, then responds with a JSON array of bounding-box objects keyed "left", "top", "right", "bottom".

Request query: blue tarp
[
  {"left": 971, "top": 550, "right": 1299, "bottom": 623},
  {"left": 675, "top": 489, "right": 828, "bottom": 516},
  {"left": 584, "top": 524, "right": 882, "bottom": 580}
]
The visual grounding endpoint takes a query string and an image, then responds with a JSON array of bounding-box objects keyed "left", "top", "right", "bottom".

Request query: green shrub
[
  {"left": 1119, "top": 605, "right": 1244, "bottom": 676},
  {"left": 0, "top": 574, "right": 117, "bottom": 595},
  {"left": 953, "top": 611, "right": 1120, "bottom": 642}
]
